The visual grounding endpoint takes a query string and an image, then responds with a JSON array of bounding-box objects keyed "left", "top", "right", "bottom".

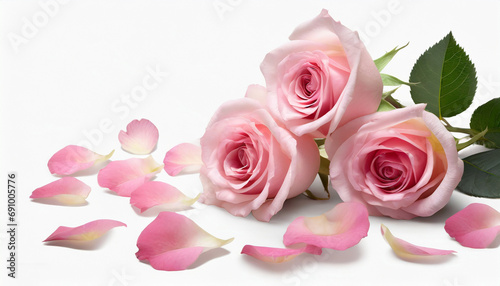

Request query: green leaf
[
  {"left": 470, "top": 97, "right": 500, "bottom": 148},
  {"left": 382, "top": 87, "right": 400, "bottom": 99},
  {"left": 409, "top": 32, "right": 477, "bottom": 119},
  {"left": 377, "top": 99, "right": 397, "bottom": 112},
  {"left": 457, "top": 149, "right": 500, "bottom": 198},
  {"left": 374, "top": 43, "right": 409, "bottom": 72},
  {"left": 381, "top": 73, "right": 416, "bottom": 87}
]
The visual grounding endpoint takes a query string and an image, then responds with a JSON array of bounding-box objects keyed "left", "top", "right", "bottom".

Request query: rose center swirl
[
  {"left": 366, "top": 150, "right": 416, "bottom": 193},
  {"left": 296, "top": 65, "right": 320, "bottom": 99}
]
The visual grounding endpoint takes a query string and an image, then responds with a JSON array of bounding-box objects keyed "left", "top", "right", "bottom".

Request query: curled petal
[
  {"left": 130, "top": 181, "right": 199, "bottom": 213},
  {"left": 30, "top": 177, "right": 90, "bottom": 205},
  {"left": 136, "top": 212, "right": 233, "bottom": 271},
  {"left": 241, "top": 244, "right": 321, "bottom": 263},
  {"left": 119, "top": 119, "right": 159, "bottom": 155},
  {"left": 381, "top": 224, "right": 455, "bottom": 259},
  {"left": 283, "top": 202, "right": 369, "bottom": 250},
  {"left": 48, "top": 145, "right": 114, "bottom": 175},
  {"left": 98, "top": 156, "right": 163, "bottom": 197},
  {"left": 44, "top": 219, "right": 126, "bottom": 242},
  {"left": 445, "top": 203, "right": 500, "bottom": 248},
  {"left": 244, "top": 84, "right": 267, "bottom": 106},
  {"left": 163, "top": 143, "right": 203, "bottom": 176}
]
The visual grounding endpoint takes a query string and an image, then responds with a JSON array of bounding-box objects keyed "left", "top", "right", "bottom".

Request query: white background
[{"left": 1, "top": 1, "right": 500, "bottom": 285}]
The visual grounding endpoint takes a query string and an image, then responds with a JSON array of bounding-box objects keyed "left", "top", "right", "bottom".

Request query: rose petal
[
  {"left": 244, "top": 84, "right": 267, "bottom": 106},
  {"left": 97, "top": 155, "right": 163, "bottom": 197},
  {"left": 283, "top": 202, "right": 369, "bottom": 250},
  {"left": 44, "top": 219, "right": 126, "bottom": 242},
  {"left": 136, "top": 212, "right": 233, "bottom": 271},
  {"left": 445, "top": 203, "right": 500, "bottom": 248},
  {"left": 241, "top": 244, "right": 322, "bottom": 263},
  {"left": 130, "top": 181, "right": 199, "bottom": 213},
  {"left": 48, "top": 145, "right": 114, "bottom": 175},
  {"left": 30, "top": 177, "right": 91, "bottom": 205},
  {"left": 261, "top": 9, "right": 382, "bottom": 138},
  {"left": 381, "top": 224, "right": 455, "bottom": 259},
  {"left": 163, "top": 143, "right": 203, "bottom": 176},
  {"left": 119, "top": 119, "right": 159, "bottom": 155},
  {"left": 326, "top": 104, "right": 464, "bottom": 219},
  {"left": 198, "top": 96, "right": 319, "bottom": 222}
]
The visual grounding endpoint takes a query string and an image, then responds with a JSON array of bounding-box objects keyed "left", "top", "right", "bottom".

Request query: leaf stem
[
  {"left": 446, "top": 126, "right": 477, "bottom": 136},
  {"left": 385, "top": 94, "right": 404, "bottom": 109},
  {"left": 456, "top": 128, "right": 488, "bottom": 151}
]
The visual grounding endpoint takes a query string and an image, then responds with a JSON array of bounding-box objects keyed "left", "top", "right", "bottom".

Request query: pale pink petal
[
  {"left": 119, "top": 119, "right": 159, "bottom": 155},
  {"left": 48, "top": 145, "right": 114, "bottom": 175},
  {"left": 283, "top": 202, "right": 369, "bottom": 250},
  {"left": 30, "top": 177, "right": 90, "bottom": 205},
  {"left": 445, "top": 203, "right": 500, "bottom": 248},
  {"left": 44, "top": 219, "right": 126, "bottom": 242},
  {"left": 147, "top": 247, "right": 205, "bottom": 271},
  {"left": 163, "top": 143, "right": 203, "bottom": 176},
  {"left": 244, "top": 84, "right": 267, "bottom": 106},
  {"left": 241, "top": 244, "right": 321, "bottom": 263},
  {"left": 98, "top": 156, "right": 163, "bottom": 197},
  {"left": 381, "top": 224, "right": 455, "bottom": 259},
  {"left": 136, "top": 212, "right": 233, "bottom": 271},
  {"left": 130, "top": 181, "right": 199, "bottom": 213}
]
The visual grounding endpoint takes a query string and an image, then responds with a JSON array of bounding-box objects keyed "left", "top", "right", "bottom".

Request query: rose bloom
[
  {"left": 325, "top": 105, "right": 464, "bottom": 219},
  {"left": 261, "top": 9, "right": 382, "bottom": 138},
  {"left": 199, "top": 86, "right": 320, "bottom": 222}
]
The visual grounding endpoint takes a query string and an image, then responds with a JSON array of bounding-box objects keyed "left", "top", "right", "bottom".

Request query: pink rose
[
  {"left": 261, "top": 9, "right": 382, "bottom": 137},
  {"left": 325, "top": 105, "right": 464, "bottom": 219},
  {"left": 199, "top": 85, "right": 320, "bottom": 222}
]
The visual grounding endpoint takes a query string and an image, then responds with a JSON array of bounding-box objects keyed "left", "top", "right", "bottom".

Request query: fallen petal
[
  {"left": 445, "top": 203, "right": 500, "bottom": 248},
  {"left": 48, "top": 145, "right": 114, "bottom": 175},
  {"left": 119, "top": 119, "right": 159, "bottom": 155},
  {"left": 44, "top": 219, "right": 126, "bottom": 242},
  {"left": 241, "top": 244, "right": 321, "bottom": 263},
  {"left": 30, "top": 177, "right": 91, "bottom": 205},
  {"left": 130, "top": 181, "right": 199, "bottom": 213},
  {"left": 163, "top": 143, "right": 203, "bottom": 176},
  {"left": 283, "top": 202, "right": 369, "bottom": 250},
  {"left": 381, "top": 224, "right": 455, "bottom": 259},
  {"left": 98, "top": 156, "right": 163, "bottom": 197},
  {"left": 136, "top": 212, "right": 233, "bottom": 271}
]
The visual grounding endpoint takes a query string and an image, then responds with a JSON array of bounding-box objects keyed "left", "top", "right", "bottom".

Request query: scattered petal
[
  {"left": 48, "top": 145, "right": 114, "bottom": 175},
  {"left": 30, "top": 177, "right": 91, "bottom": 205},
  {"left": 241, "top": 244, "right": 321, "bottom": 263},
  {"left": 119, "top": 119, "right": 159, "bottom": 155},
  {"left": 130, "top": 181, "right": 199, "bottom": 213},
  {"left": 98, "top": 156, "right": 163, "bottom": 197},
  {"left": 136, "top": 212, "right": 233, "bottom": 271},
  {"left": 445, "top": 203, "right": 500, "bottom": 248},
  {"left": 44, "top": 219, "right": 126, "bottom": 242},
  {"left": 283, "top": 202, "right": 369, "bottom": 250},
  {"left": 163, "top": 143, "right": 203, "bottom": 176},
  {"left": 381, "top": 224, "right": 455, "bottom": 259}
]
